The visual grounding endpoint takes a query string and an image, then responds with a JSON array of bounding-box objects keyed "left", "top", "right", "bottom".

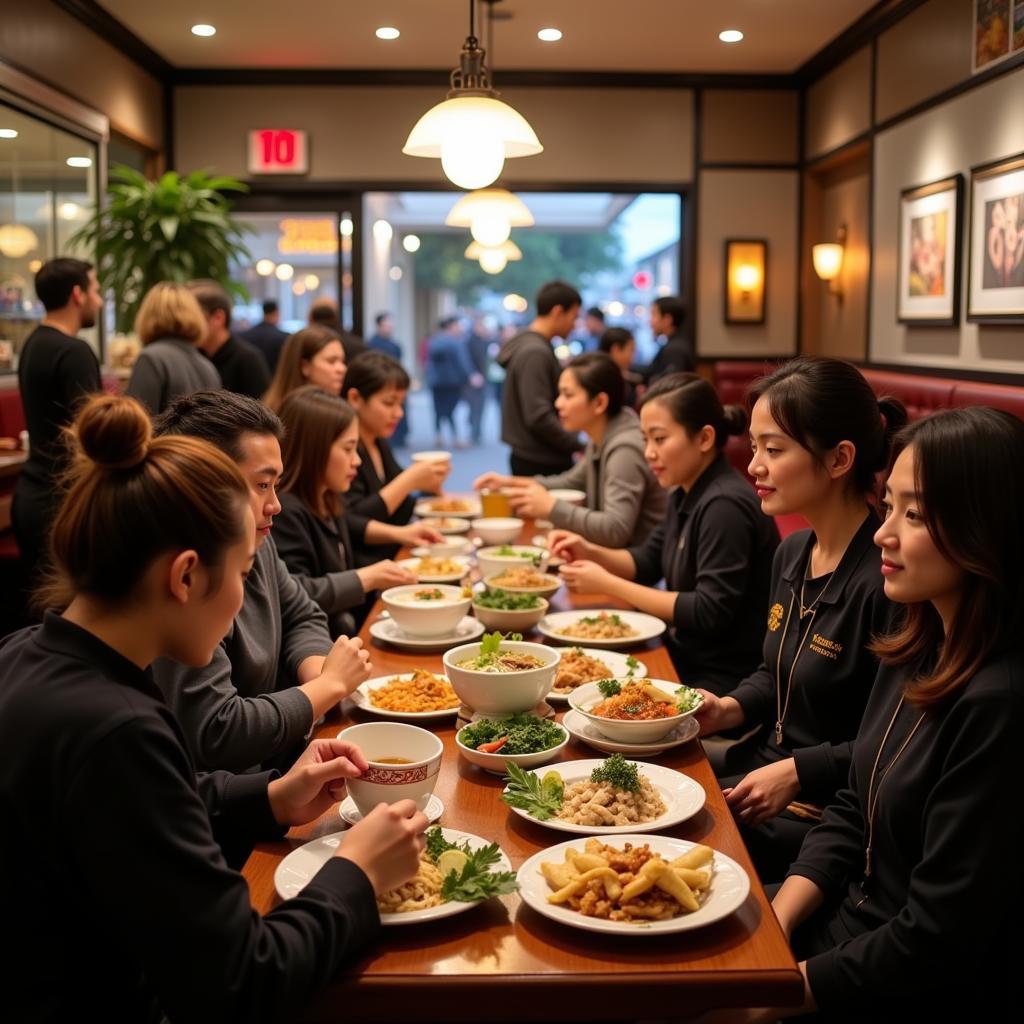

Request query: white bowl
[
  {"left": 548, "top": 488, "right": 587, "bottom": 506},
  {"left": 411, "top": 539, "right": 474, "bottom": 558},
  {"left": 381, "top": 584, "right": 472, "bottom": 637},
  {"left": 338, "top": 721, "right": 443, "bottom": 817},
  {"left": 568, "top": 680, "right": 698, "bottom": 743},
  {"left": 443, "top": 640, "right": 561, "bottom": 715},
  {"left": 455, "top": 718, "right": 569, "bottom": 774},
  {"left": 470, "top": 517, "right": 524, "bottom": 545},
  {"left": 410, "top": 450, "right": 452, "bottom": 463},
  {"left": 472, "top": 595, "right": 549, "bottom": 632},
  {"left": 483, "top": 571, "right": 561, "bottom": 600},
  {"left": 476, "top": 544, "right": 546, "bottom": 579}
]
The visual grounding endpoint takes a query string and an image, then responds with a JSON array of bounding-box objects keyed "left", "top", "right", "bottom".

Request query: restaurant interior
[{"left": 2, "top": 1, "right": 1024, "bottom": 1021}]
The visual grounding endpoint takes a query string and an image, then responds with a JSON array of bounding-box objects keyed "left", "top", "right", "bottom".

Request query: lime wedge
[{"left": 436, "top": 849, "right": 469, "bottom": 878}]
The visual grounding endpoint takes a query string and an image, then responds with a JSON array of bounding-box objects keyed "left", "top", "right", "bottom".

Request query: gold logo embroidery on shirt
[
  {"left": 809, "top": 633, "right": 844, "bottom": 660},
  {"left": 767, "top": 602, "right": 784, "bottom": 631}
]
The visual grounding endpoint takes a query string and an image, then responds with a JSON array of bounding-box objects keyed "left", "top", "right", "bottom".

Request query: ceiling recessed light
[
  {"left": 719, "top": 29, "right": 744, "bottom": 43},
  {"left": 66, "top": 156, "right": 93, "bottom": 168},
  {"left": 191, "top": 24, "right": 216, "bottom": 38},
  {"left": 538, "top": 28, "right": 563, "bottom": 42},
  {"left": 376, "top": 26, "right": 400, "bottom": 41},
  {"left": 0, "top": 129, "right": 18, "bottom": 139}
]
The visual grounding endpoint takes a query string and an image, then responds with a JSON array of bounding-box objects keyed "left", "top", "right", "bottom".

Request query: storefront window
[{"left": 0, "top": 102, "right": 98, "bottom": 372}]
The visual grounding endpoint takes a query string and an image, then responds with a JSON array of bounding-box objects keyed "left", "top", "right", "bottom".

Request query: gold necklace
[
  {"left": 773, "top": 592, "right": 820, "bottom": 746},
  {"left": 798, "top": 568, "right": 836, "bottom": 619},
  {"left": 858, "top": 696, "right": 927, "bottom": 902}
]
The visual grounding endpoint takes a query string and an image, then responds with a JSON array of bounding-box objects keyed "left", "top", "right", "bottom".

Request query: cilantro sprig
[
  {"left": 501, "top": 762, "right": 565, "bottom": 820},
  {"left": 424, "top": 827, "right": 518, "bottom": 902}
]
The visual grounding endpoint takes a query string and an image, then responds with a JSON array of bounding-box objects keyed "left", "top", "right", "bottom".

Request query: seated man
[{"left": 152, "top": 390, "right": 370, "bottom": 775}]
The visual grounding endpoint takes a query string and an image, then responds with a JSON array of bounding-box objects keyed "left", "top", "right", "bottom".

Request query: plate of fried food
[
  {"left": 349, "top": 669, "right": 461, "bottom": 719},
  {"left": 397, "top": 555, "right": 472, "bottom": 583},
  {"left": 275, "top": 826, "right": 517, "bottom": 925},
  {"left": 501, "top": 754, "right": 705, "bottom": 835},
  {"left": 547, "top": 647, "right": 647, "bottom": 701},
  {"left": 414, "top": 496, "right": 482, "bottom": 519},
  {"left": 516, "top": 835, "right": 749, "bottom": 934},
  {"left": 417, "top": 516, "right": 472, "bottom": 534},
  {"left": 537, "top": 609, "right": 666, "bottom": 649}
]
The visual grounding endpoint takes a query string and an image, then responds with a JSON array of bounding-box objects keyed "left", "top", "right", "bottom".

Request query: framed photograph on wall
[
  {"left": 897, "top": 174, "right": 963, "bottom": 326},
  {"left": 1016, "top": 0, "right": 1024, "bottom": 51},
  {"left": 967, "top": 152, "right": 1024, "bottom": 322},
  {"left": 973, "top": 0, "right": 1012, "bottom": 72},
  {"left": 723, "top": 239, "right": 767, "bottom": 325}
]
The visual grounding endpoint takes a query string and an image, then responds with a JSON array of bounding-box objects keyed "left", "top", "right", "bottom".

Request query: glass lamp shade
[
  {"left": 441, "top": 131, "right": 505, "bottom": 190},
  {"left": 465, "top": 239, "right": 522, "bottom": 262},
  {"left": 478, "top": 250, "right": 508, "bottom": 274},
  {"left": 0, "top": 224, "right": 39, "bottom": 258},
  {"left": 470, "top": 213, "right": 512, "bottom": 247},
  {"left": 733, "top": 263, "right": 761, "bottom": 292},
  {"left": 812, "top": 243, "right": 844, "bottom": 281},
  {"left": 446, "top": 188, "right": 534, "bottom": 228},
  {"left": 403, "top": 96, "right": 543, "bottom": 160}
]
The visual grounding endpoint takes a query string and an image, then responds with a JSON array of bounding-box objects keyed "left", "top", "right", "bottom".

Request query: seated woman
[
  {"left": 695, "top": 357, "right": 906, "bottom": 882},
  {"left": 274, "top": 386, "right": 442, "bottom": 637},
  {"left": 344, "top": 351, "right": 450, "bottom": 568},
  {"left": 264, "top": 324, "right": 347, "bottom": 412},
  {"left": 125, "top": 281, "right": 221, "bottom": 414},
  {"left": 765, "top": 407, "right": 1024, "bottom": 1022},
  {"left": 552, "top": 372, "right": 779, "bottom": 694},
  {"left": 474, "top": 352, "right": 665, "bottom": 547},
  {"left": 0, "top": 392, "right": 427, "bottom": 1022}
]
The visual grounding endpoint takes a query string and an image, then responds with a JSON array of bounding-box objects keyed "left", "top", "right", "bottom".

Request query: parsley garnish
[
  {"left": 590, "top": 753, "right": 640, "bottom": 792},
  {"left": 597, "top": 678, "right": 621, "bottom": 698},
  {"left": 424, "top": 827, "right": 519, "bottom": 902},
  {"left": 501, "top": 762, "right": 565, "bottom": 820}
]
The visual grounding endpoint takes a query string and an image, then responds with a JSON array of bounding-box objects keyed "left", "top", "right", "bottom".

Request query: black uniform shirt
[
  {"left": 628, "top": 454, "right": 780, "bottom": 691},
  {"left": 728, "top": 512, "right": 894, "bottom": 800},
  {"left": 346, "top": 438, "right": 414, "bottom": 567},
  {"left": 0, "top": 613, "right": 379, "bottom": 1023},
  {"left": 789, "top": 649, "right": 1024, "bottom": 1016},
  {"left": 210, "top": 333, "right": 271, "bottom": 399}
]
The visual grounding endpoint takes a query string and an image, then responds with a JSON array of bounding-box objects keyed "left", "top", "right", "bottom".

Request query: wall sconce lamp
[
  {"left": 812, "top": 224, "right": 847, "bottom": 301},
  {"left": 724, "top": 238, "right": 767, "bottom": 324}
]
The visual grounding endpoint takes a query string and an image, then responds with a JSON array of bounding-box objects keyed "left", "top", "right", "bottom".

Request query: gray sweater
[
  {"left": 536, "top": 407, "right": 666, "bottom": 547},
  {"left": 126, "top": 336, "right": 221, "bottom": 415},
  {"left": 151, "top": 538, "right": 332, "bottom": 772}
]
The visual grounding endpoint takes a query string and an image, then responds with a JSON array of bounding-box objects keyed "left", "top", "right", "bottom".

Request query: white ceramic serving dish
[
  {"left": 567, "top": 679, "right": 702, "bottom": 743},
  {"left": 442, "top": 639, "right": 561, "bottom": 715},
  {"left": 455, "top": 718, "right": 569, "bottom": 774},
  {"left": 381, "top": 583, "right": 472, "bottom": 637},
  {"left": 476, "top": 545, "right": 547, "bottom": 579}
]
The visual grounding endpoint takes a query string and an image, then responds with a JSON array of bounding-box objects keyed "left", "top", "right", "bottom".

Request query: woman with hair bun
[
  {"left": 553, "top": 372, "right": 779, "bottom": 692},
  {"left": 695, "top": 356, "right": 907, "bottom": 882},
  {"left": 474, "top": 352, "right": 665, "bottom": 547},
  {"left": 763, "top": 407, "right": 1024, "bottom": 1021},
  {"left": 0, "top": 393, "right": 426, "bottom": 1023}
]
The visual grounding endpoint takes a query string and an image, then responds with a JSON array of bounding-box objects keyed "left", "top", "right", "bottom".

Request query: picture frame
[
  {"left": 896, "top": 174, "right": 963, "bottom": 326},
  {"left": 973, "top": 0, "right": 1012, "bottom": 73},
  {"left": 967, "top": 151, "right": 1024, "bottom": 323},
  {"left": 723, "top": 239, "right": 767, "bottom": 325}
]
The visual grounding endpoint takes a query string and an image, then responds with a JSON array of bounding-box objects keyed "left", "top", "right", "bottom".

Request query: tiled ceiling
[{"left": 99, "top": 0, "right": 882, "bottom": 74}]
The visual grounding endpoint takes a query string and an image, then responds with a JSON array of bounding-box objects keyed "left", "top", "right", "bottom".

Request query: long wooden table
[{"left": 244, "top": 528, "right": 802, "bottom": 1021}]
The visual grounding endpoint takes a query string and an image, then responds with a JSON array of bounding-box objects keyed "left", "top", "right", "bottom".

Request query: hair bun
[{"left": 75, "top": 394, "right": 152, "bottom": 471}]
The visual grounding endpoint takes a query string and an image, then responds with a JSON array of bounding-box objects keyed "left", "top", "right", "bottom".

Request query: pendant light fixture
[
  {"left": 465, "top": 238, "right": 522, "bottom": 274},
  {"left": 446, "top": 188, "right": 534, "bottom": 247},
  {"left": 403, "top": 0, "right": 542, "bottom": 189}
]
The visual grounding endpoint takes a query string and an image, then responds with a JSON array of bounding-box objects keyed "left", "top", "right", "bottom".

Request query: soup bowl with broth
[{"left": 338, "top": 722, "right": 444, "bottom": 818}]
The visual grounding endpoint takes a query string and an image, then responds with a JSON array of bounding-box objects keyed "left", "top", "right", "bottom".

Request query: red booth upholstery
[{"left": 0, "top": 388, "right": 26, "bottom": 440}]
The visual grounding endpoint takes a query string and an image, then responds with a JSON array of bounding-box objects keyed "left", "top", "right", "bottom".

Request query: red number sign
[{"left": 247, "top": 129, "right": 308, "bottom": 175}]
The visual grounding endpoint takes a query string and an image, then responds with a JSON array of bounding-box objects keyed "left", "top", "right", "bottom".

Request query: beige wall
[
  {"left": 0, "top": 2, "right": 163, "bottom": 149},
  {"left": 697, "top": 170, "right": 799, "bottom": 358},
  {"left": 875, "top": 0, "right": 971, "bottom": 125},
  {"left": 702, "top": 89, "right": 799, "bottom": 164},
  {"left": 802, "top": 151, "right": 871, "bottom": 360},
  {"left": 805, "top": 46, "right": 872, "bottom": 161},
  {"left": 871, "top": 66, "right": 1024, "bottom": 374},
  {"left": 174, "top": 85, "right": 694, "bottom": 184}
]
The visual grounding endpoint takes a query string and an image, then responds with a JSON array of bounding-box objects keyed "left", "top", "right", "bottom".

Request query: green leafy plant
[
  {"left": 501, "top": 763, "right": 564, "bottom": 820},
  {"left": 70, "top": 165, "right": 252, "bottom": 332}
]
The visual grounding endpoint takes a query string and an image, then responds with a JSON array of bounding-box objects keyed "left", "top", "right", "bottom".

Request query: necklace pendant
[
  {"left": 775, "top": 721, "right": 783, "bottom": 745},
  {"left": 856, "top": 880, "right": 869, "bottom": 908}
]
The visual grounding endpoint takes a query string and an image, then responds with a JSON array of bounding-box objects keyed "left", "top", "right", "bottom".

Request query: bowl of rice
[{"left": 443, "top": 637, "right": 561, "bottom": 714}]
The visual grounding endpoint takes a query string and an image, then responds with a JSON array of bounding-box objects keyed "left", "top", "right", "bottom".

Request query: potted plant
[{"left": 70, "top": 165, "right": 253, "bottom": 333}]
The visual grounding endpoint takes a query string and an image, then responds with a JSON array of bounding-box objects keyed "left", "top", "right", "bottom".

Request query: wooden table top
[{"left": 243, "top": 525, "right": 802, "bottom": 1021}]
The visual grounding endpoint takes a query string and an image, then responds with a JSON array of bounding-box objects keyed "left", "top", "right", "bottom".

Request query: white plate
[
  {"left": 275, "top": 827, "right": 512, "bottom": 925},
  {"left": 349, "top": 673, "right": 461, "bottom": 720},
  {"left": 547, "top": 648, "right": 648, "bottom": 702},
  {"left": 516, "top": 834, "right": 750, "bottom": 935},
  {"left": 369, "top": 615, "right": 485, "bottom": 650},
  {"left": 396, "top": 556, "right": 472, "bottom": 584},
  {"left": 411, "top": 541, "right": 474, "bottom": 558},
  {"left": 537, "top": 609, "right": 667, "bottom": 649},
  {"left": 414, "top": 498, "right": 481, "bottom": 519},
  {"left": 416, "top": 517, "right": 472, "bottom": 535},
  {"left": 563, "top": 708, "right": 700, "bottom": 755},
  {"left": 504, "top": 759, "right": 705, "bottom": 835},
  {"left": 338, "top": 793, "right": 444, "bottom": 825}
]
